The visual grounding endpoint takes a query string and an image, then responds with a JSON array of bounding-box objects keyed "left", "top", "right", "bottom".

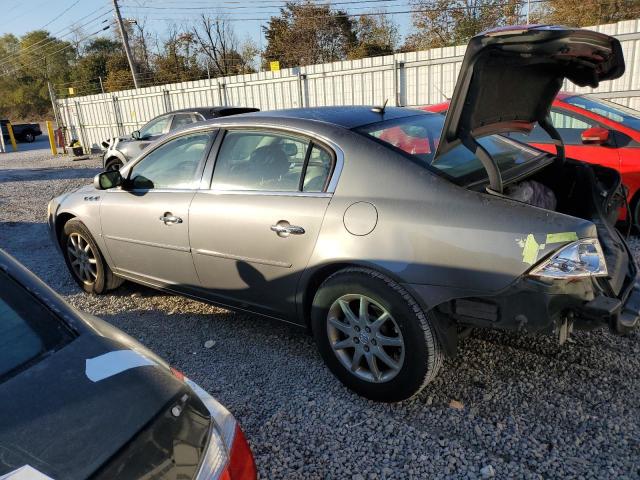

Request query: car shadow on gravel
[{"left": 0, "top": 167, "right": 102, "bottom": 183}]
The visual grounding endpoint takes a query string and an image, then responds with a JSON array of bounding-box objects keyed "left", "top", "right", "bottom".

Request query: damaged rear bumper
[{"left": 437, "top": 271, "right": 640, "bottom": 340}]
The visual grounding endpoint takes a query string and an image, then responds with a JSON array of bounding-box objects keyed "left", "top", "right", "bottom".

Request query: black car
[
  {"left": 102, "top": 107, "right": 259, "bottom": 170},
  {"left": 1, "top": 119, "right": 42, "bottom": 144},
  {"left": 0, "top": 249, "right": 256, "bottom": 479}
]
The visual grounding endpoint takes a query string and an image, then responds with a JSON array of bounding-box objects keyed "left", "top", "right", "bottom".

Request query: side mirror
[
  {"left": 131, "top": 130, "right": 141, "bottom": 140},
  {"left": 94, "top": 170, "right": 123, "bottom": 190},
  {"left": 581, "top": 127, "right": 610, "bottom": 145}
]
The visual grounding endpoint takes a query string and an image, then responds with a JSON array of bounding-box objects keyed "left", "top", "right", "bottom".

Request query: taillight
[
  {"left": 223, "top": 425, "right": 257, "bottom": 480},
  {"left": 170, "top": 367, "right": 185, "bottom": 382},
  {"left": 183, "top": 377, "right": 257, "bottom": 480}
]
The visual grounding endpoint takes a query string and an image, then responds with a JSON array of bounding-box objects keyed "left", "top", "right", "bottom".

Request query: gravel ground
[{"left": 1, "top": 147, "right": 639, "bottom": 479}]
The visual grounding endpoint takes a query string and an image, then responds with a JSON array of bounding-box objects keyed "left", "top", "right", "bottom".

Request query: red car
[{"left": 424, "top": 94, "right": 640, "bottom": 225}]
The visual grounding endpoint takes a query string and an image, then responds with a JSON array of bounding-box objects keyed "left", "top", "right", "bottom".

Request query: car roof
[
  {"left": 232, "top": 106, "right": 429, "bottom": 129},
  {"left": 166, "top": 106, "right": 259, "bottom": 118}
]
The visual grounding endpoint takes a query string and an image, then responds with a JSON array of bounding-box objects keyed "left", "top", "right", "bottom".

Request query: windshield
[
  {"left": 355, "top": 114, "right": 542, "bottom": 184},
  {"left": 0, "top": 271, "right": 72, "bottom": 382},
  {"left": 564, "top": 95, "right": 640, "bottom": 131}
]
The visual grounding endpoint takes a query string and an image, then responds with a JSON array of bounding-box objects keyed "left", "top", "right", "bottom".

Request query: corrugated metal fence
[{"left": 57, "top": 18, "right": 640, "bottom": 153}]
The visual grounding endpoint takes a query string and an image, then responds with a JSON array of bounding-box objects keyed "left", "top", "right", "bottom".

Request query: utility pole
[{"left": 112, "top": 0, "right": 140, "bottom": 89}]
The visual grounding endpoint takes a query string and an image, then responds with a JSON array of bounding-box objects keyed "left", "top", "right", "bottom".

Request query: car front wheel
[
  {"left": 311, "top": 268, "right": 443, "bottom": 402},
  {"left": 61, "top": 219, "right": 123, "bottom": 294}
]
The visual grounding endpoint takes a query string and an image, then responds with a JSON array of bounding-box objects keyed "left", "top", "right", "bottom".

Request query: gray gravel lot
[{"left": 0, "top": 147, "right": 639, "bottom": 479}]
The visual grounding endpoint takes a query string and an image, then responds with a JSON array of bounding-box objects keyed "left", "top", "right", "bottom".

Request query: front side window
[
  {"left": 212, "top": 130, "right": 332, "bottom": 192},
  {"left": 0, "top": 272, "right": 72, "bottom": 382},
  {"left": 139, "top": 115, "right": 172, "bottom": 139},
  {"left": 355, "top": 114, "right": 541, "bottom": 184},
  {"left": 509, "top": 109, "right": 596, "bottom": 145},
  {"left": 129, "top": 132, "right": 211, "bottom": 189}
]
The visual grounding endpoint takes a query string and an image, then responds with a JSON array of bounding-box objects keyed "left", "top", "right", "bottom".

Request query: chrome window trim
[{"left": 196, "top": 189, "right": 332, "bottom": 198}]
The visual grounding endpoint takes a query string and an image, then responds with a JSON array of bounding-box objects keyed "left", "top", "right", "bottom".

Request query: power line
[
  {"left": 121, "top": 0, "right": 414, "bottom": 10},
  {"left": 40, "top": 0, "right": 83, "bottom": 30},
  {"left": 118, "top": 0, "right": 552, "bottom": 20}
]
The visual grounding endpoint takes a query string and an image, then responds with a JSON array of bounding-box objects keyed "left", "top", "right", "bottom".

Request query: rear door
[
  {"left": 100, "top": 131, "right": 214, "bottom": 287},
  {"left": 189, "top": 129, "right": 335, "bottom": 318},
  {"left": 170, "top": 113, "right": 199, "bottom": 132}
]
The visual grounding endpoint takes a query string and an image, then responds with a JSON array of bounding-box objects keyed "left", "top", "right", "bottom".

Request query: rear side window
[
  {"left": 0, "top": 272, "right": 72, "bottom": 382},
  {"left": 212, "top": 130, "right": 333, "bottom": 192},
  {"left": 171, "top": 113, "right": 196, "bottom": 130}
]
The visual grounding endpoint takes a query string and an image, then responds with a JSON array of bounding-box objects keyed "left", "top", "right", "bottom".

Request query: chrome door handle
[
  {"left": 271, "top": 222, "right": 305, "bottom": 237},
  {"left": 159, "top": 213, "right": 183, "bottom": 224}
]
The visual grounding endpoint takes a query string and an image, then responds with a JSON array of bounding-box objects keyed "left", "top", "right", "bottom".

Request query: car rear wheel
[
  {"left": 24, "top": 132, "right": 35, "bottom": 143},
  {"left": 105, "top": 158, "right": 123, "bottom": 171},
  {"left": 61, "top": 219, "right": 123, "bottom": 294},
  {"left": 311, "top": 267, "right": 443, "bottom": 402}
]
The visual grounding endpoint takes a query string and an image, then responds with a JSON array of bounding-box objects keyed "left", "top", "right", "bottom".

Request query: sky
[{"left": 1, "top": 0, "right": 415, "bottom": 51}]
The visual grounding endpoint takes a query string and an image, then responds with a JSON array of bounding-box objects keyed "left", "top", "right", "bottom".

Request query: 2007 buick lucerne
[{"left": 48, "top": 25, "right": 639, "bottom": 401}]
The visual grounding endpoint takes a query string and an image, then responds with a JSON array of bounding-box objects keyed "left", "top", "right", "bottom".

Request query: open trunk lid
[{"left": 434, "top": 25, "right": 625, "bottom": 193}]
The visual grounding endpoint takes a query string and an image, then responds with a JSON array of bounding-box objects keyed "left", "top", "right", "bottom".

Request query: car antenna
[
  {"left": 371, "top": 99, "right": 389, "bottom": 114},
  {"left": 434, "top": 84, "right": 450, "bottom": 101}
]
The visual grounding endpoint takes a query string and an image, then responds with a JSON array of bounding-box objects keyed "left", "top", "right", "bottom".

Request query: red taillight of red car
[{"left": 220, "top": 425, "right": 257, "bottom": 480}]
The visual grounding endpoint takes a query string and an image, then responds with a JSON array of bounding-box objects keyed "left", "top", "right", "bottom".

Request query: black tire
[
  {"left": 105, "top": 158, "right": 123, "bottom": 171},
  {"left": 311, "top": 267, "right": 443, "bottom": 402},
  {"left": 24, "top": 131, "right": 35, "bottom": 143},
  {"left": 61, "top": 219, "right": 124, "bottom": 294}
]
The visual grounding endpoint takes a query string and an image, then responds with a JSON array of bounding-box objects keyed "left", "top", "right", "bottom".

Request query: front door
[
  {"left": 189, "top": 129, "right": 336, "bottom": 318},
  {"left": 100, "top": 131, "right": 213, "bottom": 288}
]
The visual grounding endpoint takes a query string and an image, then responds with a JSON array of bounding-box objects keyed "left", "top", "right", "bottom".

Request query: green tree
[
  {"left": 348, "top": 15, "right": 399, "bottom": 59},
  {"left": 405, "top": 0, "right": 520, "bottom": 49},
  {"left": 70, "top": 37, "right": 122, "bottom": 95},
  {"left": 540, "top": 0, "right": 640, "bottom": 26},
  {"left": 154, "top": 30, "right": 205, "bottom": 84},
  {"left": 0, "top": 30, "right": 74, "bottom": 119},
  {"left": 263, "top": 2, "right": 356, "bottom": 68}
]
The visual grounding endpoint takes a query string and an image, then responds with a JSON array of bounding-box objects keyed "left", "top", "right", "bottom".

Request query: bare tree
[{"left": 192, "top": 15, "right": 244, "bottom": 77}]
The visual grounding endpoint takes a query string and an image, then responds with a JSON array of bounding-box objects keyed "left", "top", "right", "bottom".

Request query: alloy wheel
[
  {"left": 66, "top": 233, "right": 98, "bottom": 285},
  {"left": 327, "top": 294, "right": 405, "bottom": 383}
]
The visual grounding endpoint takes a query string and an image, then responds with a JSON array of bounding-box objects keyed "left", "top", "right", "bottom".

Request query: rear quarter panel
[{"left": 302, "top": 130, "right": 595, "bottom": 309}]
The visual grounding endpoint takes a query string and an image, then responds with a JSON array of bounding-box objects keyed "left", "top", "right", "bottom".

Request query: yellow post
[
  {"left": 46, "top": 121, "right": 57, "bottom": 155},
  {"left": 6, "top": 123, "right": 17, "bottom": 152}
]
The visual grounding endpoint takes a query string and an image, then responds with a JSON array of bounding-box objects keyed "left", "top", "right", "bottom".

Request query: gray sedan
[{"left": 49, "top": 26, "right": 639, "bottom": 401}]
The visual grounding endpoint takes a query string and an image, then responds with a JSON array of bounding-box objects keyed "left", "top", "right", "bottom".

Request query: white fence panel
[{"left": 57, "top": 18, "right": 640, "bottom": 153}]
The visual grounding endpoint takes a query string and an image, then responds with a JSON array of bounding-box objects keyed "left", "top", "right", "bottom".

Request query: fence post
[
  {"left": 163, "top": 90, "right": 172, "bottom": 112},
  {"left": 393, "top": 58, "right": 405, "bottom": 107},
  {"left": 74, "top": 101, "right": 89, "bottom": 154},
  {"left": 297, "top": 73, "right": 307, "bottom": 108},
  {"left": 112, "top": 95, "right": 124, "bottom": 137}
]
